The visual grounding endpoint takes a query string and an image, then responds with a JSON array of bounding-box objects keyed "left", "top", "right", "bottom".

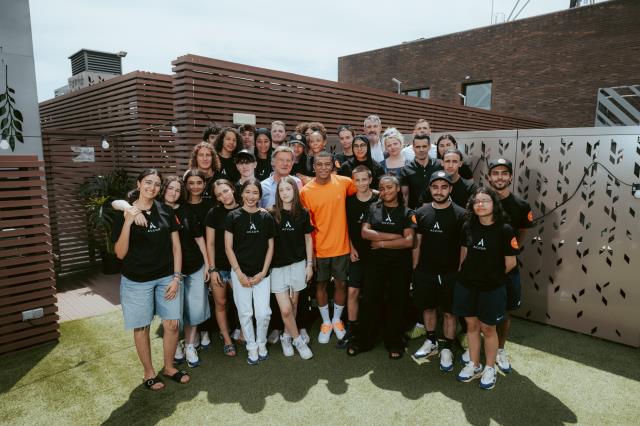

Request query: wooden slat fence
[{"left": 0, "top": 155, "right": 58, "bottom": 354}]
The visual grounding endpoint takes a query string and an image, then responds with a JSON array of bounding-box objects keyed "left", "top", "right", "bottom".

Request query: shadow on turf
[
  {"left": 0, "top": 343, "right": 55, "bottom": 395},
  {"left": 103, "top": 326, "right": 576, "bottom": 425}
]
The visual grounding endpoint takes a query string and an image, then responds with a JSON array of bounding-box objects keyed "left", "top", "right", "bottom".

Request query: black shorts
[
  {"left": 348, "top": 260, "right": 365, "bottom": 289},
  {"left": 412, "top": 269, "right": 457, "bottom": 313},
  {"left": 452, "top": 281, "right": 507, "bottom": 326},
  {"left": 506, "top": 268, "right": 522, "bottom": 311},
  {"left": 316, "top": 254, "right": 349, "bottom": 282}
]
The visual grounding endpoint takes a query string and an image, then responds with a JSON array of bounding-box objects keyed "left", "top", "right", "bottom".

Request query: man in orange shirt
[{"left": 300, "top": 151, "right": 357, "bottom": 344}]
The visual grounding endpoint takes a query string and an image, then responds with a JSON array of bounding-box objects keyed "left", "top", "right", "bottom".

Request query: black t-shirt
[
  {"left": 218, "top": 155, "right": 240, "bottom": 182},
  {"left": 224, "top": 208, "right": 276, "bottom": 276},
  {"left": 175, "top": 204, "right": 205, "bottom": 275},
  {"left": 271, "top": 209, "right": 314, "bottom": 268},
  {"left": 459, "top": 162, "right": 473, "bottom": 180},
  {"left": 450, "top": 177, "right": 478, "bottom": 210},
  {"left": 460, "top": 221, "right": 519, "bottom": 290},
  {"left": 500, "top": 193, "right": 534, "bottom": 232},
  {"left": 346, "top": 192, "right": 379, "bottom": 260},
  {"left": 255, "top": 157, "right": 272, "bottom": 181},
  {"left": 415, "top": 203, "right": 466, "bottom": 274},
  {"left": 111, "top": 200, "right": 179, "bottom": 282},
  {"left": 337, "top": 159, "right": 385, "bottom": 189},
  {"left": 334, "top": 153, "right": 354, "bottom": 169},
  {"left": 205, "top": 205, "right": 238, "bottom": 270},
  {"left": 187, "top": 198, "right": 214, "bottom": 227},
  {"left": 399, "top": 158, "right": 442, "bottom": 209},
  {"left": 297, "top": 155, "right": 316, "bottom": 178},
  {"left": 364, "top": 202, "right": 417, "bottom": 257}
]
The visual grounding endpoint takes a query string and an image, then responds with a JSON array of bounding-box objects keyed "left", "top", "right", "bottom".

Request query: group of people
[{"left": 112, "top": 115, "right": 533, "bottom": 392}]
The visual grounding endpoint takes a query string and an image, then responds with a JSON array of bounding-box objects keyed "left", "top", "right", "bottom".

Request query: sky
[{"left": 30, "top": 0, "right": 608, "bottom": 102}]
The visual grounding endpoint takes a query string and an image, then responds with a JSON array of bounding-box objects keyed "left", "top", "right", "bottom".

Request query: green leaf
[
  {"left": 0, "top": 118, "right": 7, "bottom": 129},
  {"left": 14, "top": 109, "right": 23, "bottom": 121},
  {"left": 0, "top": 94, "right": 5, "bottom": 102},
  {"left": 0, "top": 106, "right": 5, "bottom": 116},
  {"left": 16, "top": 133, "right": 24, "bottom": 143},
  {"left": 8, "top": 95, "right": 15, "bottom": 103},
  {"left": 14, "top": 120, "right": 22, "bottom": 131},
  {"left": 8, "top": 87, "right": 15, "bottom": 94},
  {"left": 9, "top": 135, "right": 15, "bottom": 151}
]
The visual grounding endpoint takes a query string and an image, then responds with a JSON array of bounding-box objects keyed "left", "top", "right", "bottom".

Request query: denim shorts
[
  {"left": 183, "top": 265, "right": 211, "bottom": 326},
  {"left": 120, "top": 274, "right": 183, "bottom": 329},
  {"left": 218, "top": 269, "right": 231, "bottom": 284}
]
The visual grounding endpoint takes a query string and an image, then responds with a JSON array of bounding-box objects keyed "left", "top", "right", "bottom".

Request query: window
[
  {"left": 463, "top": 81, "right": 492, "bottom": 110},
  {"left": 402, "top": 88, "right": 430, "bottom": 99}
]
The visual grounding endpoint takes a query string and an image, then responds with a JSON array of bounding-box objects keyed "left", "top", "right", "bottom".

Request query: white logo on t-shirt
[
  {"left": 283, "top": 221, "right": 294, "bottom": 231},
  {"left": 147, "top": 222, "right": 160, "bottom": 233},
  {"left": 473, "top": 238, "right": 487, "bottom": 250},
  {"left": 358, "top": 213, "right": 364, "bottom": 223},
  {"left": 246, "top": 222, "right": 259, "bottom": 234},
  {"left": 431, "top": 221, "right": 442, "bottom": 233}
]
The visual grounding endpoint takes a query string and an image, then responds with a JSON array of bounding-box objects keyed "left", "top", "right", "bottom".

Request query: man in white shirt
[{"left": 364, "top": 115, "right": 384, "bottom": 163}]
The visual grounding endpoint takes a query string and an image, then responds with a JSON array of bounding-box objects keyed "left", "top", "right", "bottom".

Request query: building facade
[{"left": 338, "top": 0, "right": 640, "bottom": 128}]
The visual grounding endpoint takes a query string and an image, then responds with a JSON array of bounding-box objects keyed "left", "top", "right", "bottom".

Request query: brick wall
[{"left": 338, "top": 0, "right": 640, "bottom": 128}]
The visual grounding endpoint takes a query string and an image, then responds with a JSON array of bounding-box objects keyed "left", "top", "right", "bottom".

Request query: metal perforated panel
[{"left": 437, "top": 127, "right": 640, "bottom": 347}]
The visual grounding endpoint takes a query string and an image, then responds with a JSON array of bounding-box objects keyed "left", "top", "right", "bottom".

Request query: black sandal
[
  {"left": 164, "top": 369, "right": 190, "bottom": 384},
  {"left": 143, "top": 376, "right": 165, "bottom": 391},
  {"left": 347, "top": 342, "right": 362, "bottom": 357}
]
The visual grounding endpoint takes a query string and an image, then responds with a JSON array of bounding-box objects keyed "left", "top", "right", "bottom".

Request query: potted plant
[{"left": 78, "top": 168, "right": 131, "bottom": 274}]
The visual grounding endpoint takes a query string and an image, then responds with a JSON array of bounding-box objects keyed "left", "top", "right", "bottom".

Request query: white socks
[
  {"left": 332, "top": 303, "right": 344, "bottom": 324},
  {"left": 319, "top": 305, "right": 331, "bottom": 324}
]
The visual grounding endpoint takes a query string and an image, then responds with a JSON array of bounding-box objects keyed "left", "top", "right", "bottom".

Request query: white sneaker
[
  {"left": 318, "top": 323, "right": 333, "bottom": 344},
  {"left": 496, "top": 348, "right": 512, "bottom": 373},
  {"left": 439, "top": 348, "right": 454, "bottom": 372},
  {"left": 200, "top": 331, "right": 211, "bottom": 349},
  {"left": 414, "top": 339, "right": 439, "bottom": 359},
  {"left": 300, "top": 328, "right": 311, "bottom": 344},
  {"left": 174, "top": 340, "right": 185, "bottom": 365},
  {"left": 457, "top": 361, "right": 483, "bottom": 382},
  {"left": 460, "top": 349, "right": 471, "bottom": 365},
  {"left": 480, "top": 366, "right": 497, "bottom": 389},
  {"left": 280, "top": 334, "right": 294, "bottom": 357},
  {"left": 293, "top": 336, "right": 313, "bottom": 360},
  {"left": 268, "top": 329, "right": 281, "bottom": 344},
  {"left": 258, "top": 344, "right": 269, "bottom": 361},
  {"left": 247, "top": 348, "right": 259, "bottom": 365},
  {"left": 333, "top": 321, "right": 347, "bottom": 340},
  {"left": 185, "top": 344, "right": 200, "bottom": 367}
]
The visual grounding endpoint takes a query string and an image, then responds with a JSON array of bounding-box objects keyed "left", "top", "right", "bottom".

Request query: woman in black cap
[
  {"left": 338, "top": 135, "right": 385, "bottom": 188},
  {"left": 254, "top": 128, "right": 273, "bottom": 181}
]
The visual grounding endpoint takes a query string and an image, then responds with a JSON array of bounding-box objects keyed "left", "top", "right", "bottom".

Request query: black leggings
[{"left": 356, "top": 250, "right": 411, "bottom": 352}]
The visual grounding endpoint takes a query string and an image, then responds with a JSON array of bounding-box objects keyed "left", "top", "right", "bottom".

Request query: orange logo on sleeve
[
  {"left": 527, "top": 211, "right": 533, "bottom": 222},
  {"left": 411, "top": 215, "right": 417, "bottom": 224},
  {"left": 510, "top": 237, "right": 519, "bottom": 250}
]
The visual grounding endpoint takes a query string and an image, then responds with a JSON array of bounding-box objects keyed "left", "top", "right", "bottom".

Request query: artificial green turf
[{"left": 1, "top": 311, "right": 639, "bottom": 425}]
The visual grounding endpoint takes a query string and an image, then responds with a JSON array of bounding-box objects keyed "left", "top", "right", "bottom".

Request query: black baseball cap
[
  {"left": 488, "top": 158, "right": 513, "bottom": 174},
  {"left": 429, "top": 170, "right": 453, "bottom": 185},
  {"left": 235, "top": 149, "right": 256, "bottom": 163},
  {"left": 254, "top": 128, "right": 271, "bottom": 141},
  {"left": 288, "top": 133, "right": 307, "bottom": 147}
]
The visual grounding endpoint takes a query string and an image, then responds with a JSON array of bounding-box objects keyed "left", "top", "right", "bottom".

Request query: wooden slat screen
[
  {"left": 171, "top": 54, "right": 546, "bottom": 168},
  {"left": 39, "top": 71, "right": 178, "bottom": 176},
  {"left": 0, "top": 155, "right": 58, "bottom": 354}
]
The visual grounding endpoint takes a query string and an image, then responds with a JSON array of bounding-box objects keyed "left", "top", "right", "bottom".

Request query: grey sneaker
[
  {"left": 293, "top": 336, "right": 313, "bottom": 360},
  {"left": 185, "top": 344, "right": 200, "bottom": 368},
  {"left": 268, "top": 329, "right": 281, "bottom": 344},
  {"left": 247, "top": 348, "right": 259, "bottom": 365},
  {"left": 460, "top": 349, "right": 471, "bottom": 365},
  {"left": 496, "top": 348, "right": 512, "bottom": 373},
  {"left": 258, "top": 344, "right": 269, "bottom": 361},
  {"left": 280, "top": 334, "right": 294, "bottom": 357},
  {"left": 439, "top": 348, "right": 454, "bottom": 372}
]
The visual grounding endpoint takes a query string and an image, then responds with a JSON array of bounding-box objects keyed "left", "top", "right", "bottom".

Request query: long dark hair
[
  {"left": 127, "top": 169, "right": 162, "bottom": 203},
  {"left": 182, "top": 169, "right": 207, "bottom": 203},
  {"left": 212, "top": 178, "right": 236, "bottom": 207},
  {"left": 463, "top": 186, "right": 508, "bottom": 228},
  {"left": 161, "top": 175, "right": 186, "bottom": 205},
  {"left": 239, "top": 177, "right": 263, "bottom": 205},
  {"left": 270, "top": 176, "right": 303, "bottom": 224},
  {"left": 351, "top": 134, "right": 376, "bottom": 170},
  {"left": 214, "top": 127, "right": 243, "bottom": 157},
  {"left": 436, "top": 134, "right": 459, "bottom": 160}
]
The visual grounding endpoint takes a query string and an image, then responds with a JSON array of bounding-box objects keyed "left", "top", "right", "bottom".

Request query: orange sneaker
[
  {"left": 332, "top": 321, "right": 346, "bottom": 340},
  {"left": 318, "top": 323, "right": 333, "bottom": 344}
]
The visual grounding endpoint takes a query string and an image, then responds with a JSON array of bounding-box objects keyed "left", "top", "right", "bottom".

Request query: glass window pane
[
  {"left": 420, "top": 89, "right": 430, "bottom": 99},
  {"left": 407, "top": 90, "right": 419, "bottom": 97},
  {"left": 464, "top": 82, "right": 492, "bottom": 110}
]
